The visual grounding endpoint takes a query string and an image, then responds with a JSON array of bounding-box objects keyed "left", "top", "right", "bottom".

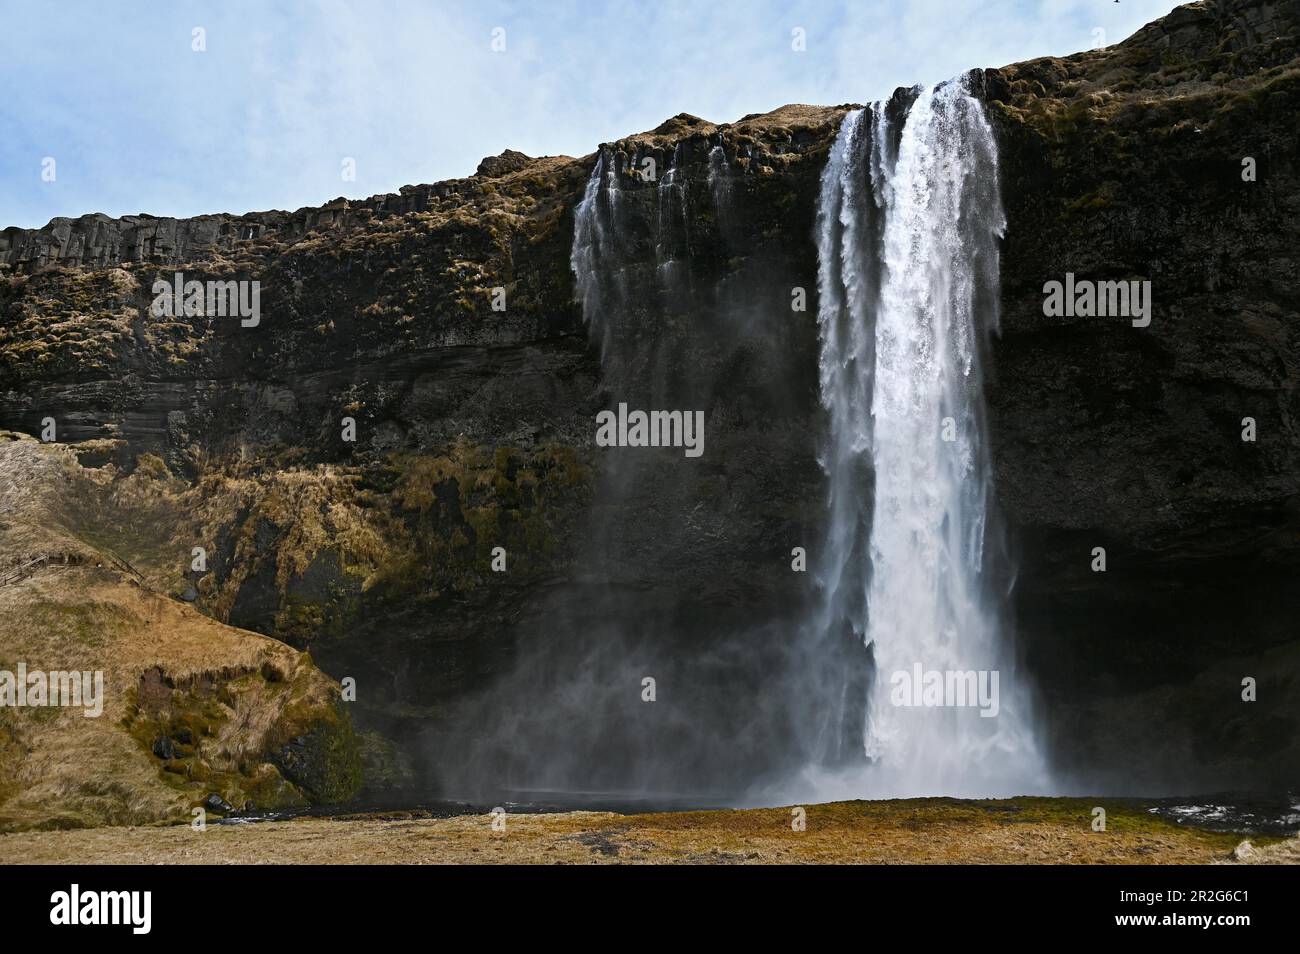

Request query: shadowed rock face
[
  {"left": 1, "top": 0, "right": 1296, "bottom": 800},
  {"left": 981, "top": 0, "right": 1300, "bottom": 792}
]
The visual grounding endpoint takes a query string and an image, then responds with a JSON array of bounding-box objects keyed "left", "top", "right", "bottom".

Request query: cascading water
[
  {"left": 432, "top": 136, "right": 805, "bottom": 804},
  {"left": 806, "top": 76, "right": 1048, "bottom": 798},
  {"left": 440, "top": 84, "right": 1045, "bottom": 806},
  {"left": 706, "top": 140, "right": 733, "bottom": 238},
  {"left": 571, "top": 148, "right": 623, "bottom": 371}
]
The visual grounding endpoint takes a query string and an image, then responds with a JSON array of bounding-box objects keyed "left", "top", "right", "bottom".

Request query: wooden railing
[
  {"left": 0, "top": 552, "right": 76, "bottom": 586},
  {"left": 0, "top": 550, "right": 143, "bottom": 587}
]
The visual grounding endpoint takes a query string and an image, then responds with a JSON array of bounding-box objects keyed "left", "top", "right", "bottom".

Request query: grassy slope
[{"left": 0, "top": 433, "right": 359, "bottom": 831}]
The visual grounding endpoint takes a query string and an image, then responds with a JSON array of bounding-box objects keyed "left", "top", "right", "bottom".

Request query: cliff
[
  {"left": 1, "top": 0, "right": 1296, "bottom": 825},
  {"left": 983, "top": 0, "right": 1300, "bottom": 789}
]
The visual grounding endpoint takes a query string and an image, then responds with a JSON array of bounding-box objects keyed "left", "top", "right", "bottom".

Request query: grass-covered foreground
[{"left": 2, "top": 797, "right": 1296, "bottom": 864}]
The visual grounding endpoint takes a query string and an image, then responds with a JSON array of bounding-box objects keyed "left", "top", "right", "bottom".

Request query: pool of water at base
[{"left": 1144, "top": 792, "right": 1300, "bottom": 837}]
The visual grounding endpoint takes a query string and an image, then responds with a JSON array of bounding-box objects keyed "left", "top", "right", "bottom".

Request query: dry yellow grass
[
  {"left": 0, "top": 434, "right": 351, "bottom": 831},
  {"left": 0, "top": 798, "right": 1287, "bottom": 865}
]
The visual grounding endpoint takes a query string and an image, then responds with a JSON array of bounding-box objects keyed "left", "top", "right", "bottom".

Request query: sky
[{"left": 0, "top": 0, "right": 1184, "bottom": 230}]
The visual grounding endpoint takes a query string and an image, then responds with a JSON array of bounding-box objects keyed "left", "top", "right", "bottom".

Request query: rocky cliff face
[
  {"left": 982, "top": 0, "right": 1300, "bottom": 790},
  {"left": 1, "top": 0, "right": 1296, "bottom": 817}
]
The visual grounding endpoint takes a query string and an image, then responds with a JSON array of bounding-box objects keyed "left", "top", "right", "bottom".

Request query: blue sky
[{"left": 0, "top": 0, "right": 1182, "bottom": 230}]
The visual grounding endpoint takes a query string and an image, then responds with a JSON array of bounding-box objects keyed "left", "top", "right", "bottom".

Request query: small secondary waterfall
[
  {"left": 431, "top": 135, "right": 803, "bottom": 802},
  {"left": 809, "top": 77, "right": 1047, "bottom": 797}
]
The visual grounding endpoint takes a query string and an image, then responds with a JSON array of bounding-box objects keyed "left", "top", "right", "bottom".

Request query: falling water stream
[{"left": 806, "top": 77, "right": 1047, "bottom": 797}]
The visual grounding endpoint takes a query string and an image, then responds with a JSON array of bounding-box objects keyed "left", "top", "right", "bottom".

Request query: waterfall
[
  {"left": 808, "top": 77, "right": 1048, "bottom": 797},
  {"left": 571, "top": 148, "right": 622, "bottom": 371},
  {"left": 457, "top": 83, "right": 1044, "bottom": 805},
  {"left": 706, "top": 141, "right": 733, "bottom": 237}
]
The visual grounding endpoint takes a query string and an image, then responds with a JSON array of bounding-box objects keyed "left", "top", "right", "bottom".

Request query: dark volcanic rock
[
  {"left": 152, "top": 736, "right": 175, "bottom": 760},
  {"left": 981, "top": 0, "right": 1300, "bottom": 791},
  {"left": 475, "top": 149, "right": 536, "bottom": 178},
  {"left": 204, "top": 793, "right": 234, "bottom": 814}
]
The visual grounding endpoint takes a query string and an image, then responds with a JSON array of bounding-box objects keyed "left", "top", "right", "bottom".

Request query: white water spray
[{"left": 807, "top": 78, "right": 1048, "bottom": 798}]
